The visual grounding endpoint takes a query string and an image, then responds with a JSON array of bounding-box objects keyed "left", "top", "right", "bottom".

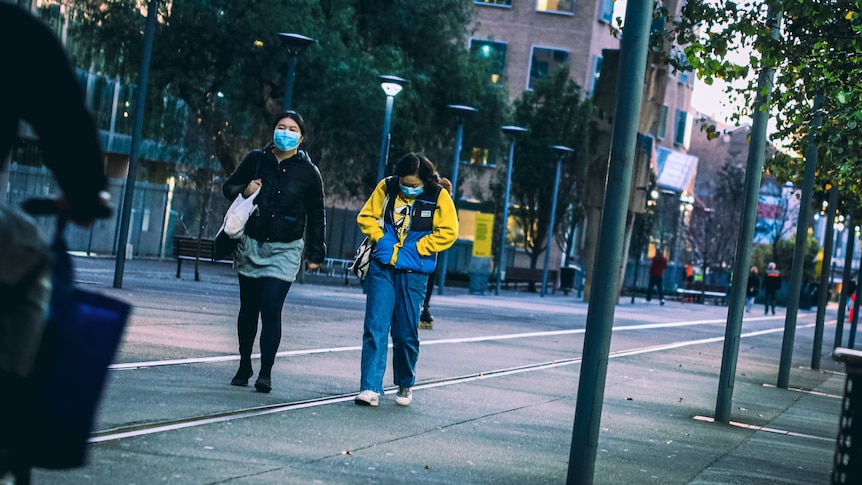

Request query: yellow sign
[{"left": 472, "top": 213, "right": 494, "bottom": 257}]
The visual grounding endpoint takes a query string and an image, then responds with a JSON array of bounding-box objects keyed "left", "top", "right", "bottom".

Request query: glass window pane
[
  {"left": 657, "top": 105, "right": 668, "bottom": 139},
  {"left": 674, "top": 109, "right": 687, "bottom": 146},
  {"left": 529, "top": 47, "right": 569, "bottom": 89},
  {"left": 537, "top": 0, "right": 575, "bottom": 14},
  {"left": 470, "top": 39, "right": 507, "bottom": 84},
  {"left": 475, "top": 0, "right": 512, "bottom": 5},
  {"left": 599, "top": 0, "right": 614, "bottom": 23}
]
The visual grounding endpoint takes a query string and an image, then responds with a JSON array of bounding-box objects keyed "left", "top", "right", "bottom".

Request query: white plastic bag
[{"left": 220, "top": 187, "right": 260, "bottom": 239}]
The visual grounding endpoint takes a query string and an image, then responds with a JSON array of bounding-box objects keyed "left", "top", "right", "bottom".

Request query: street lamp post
[
  {"left": 278, "top": 33, "right": 316, "bottom": 111},
  {"left": 496, "top": 125, "right": 528, "bottom": 296},
  {"left": 542, "top": 145, "right": 574, "bottom": 297},
  {"left": 674, "top": 195, "right": 694, "bottom": 286},
  {"left": 376, "top": 75, "right": 409, "bottom": 182},
  {"left": 437, "top": 104, "right": 478, "bottom": 295}
]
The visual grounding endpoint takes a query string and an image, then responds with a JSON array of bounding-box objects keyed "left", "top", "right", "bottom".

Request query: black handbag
[{"left": 24, "top": 221, "right": 131, "bottom": 469}]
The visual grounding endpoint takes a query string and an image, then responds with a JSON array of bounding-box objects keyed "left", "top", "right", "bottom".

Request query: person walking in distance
[
  {"left": 762, "top": 262, "right": 781, "bottom": 315},
  {"left": 222, "top": 111, "right": 326, "bottom": 393},
  {"left": 745, "top": 266, "right": 760, "bottom": 312},
  {"left": 354, "top": 153, "right": 458, "bottom": 407},
  {"left": 646, "top": 250, "right": 668, "bottom": 305},
  {"left": 419, "top": 172, "right": 452, "bottom": 330}
]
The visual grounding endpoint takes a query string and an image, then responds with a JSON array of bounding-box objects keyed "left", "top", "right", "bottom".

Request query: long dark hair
[
  {"left": 392, "top": 152, "right": 436, "bottom": 186},
  {"left": 271, "top": 110, "right": 306, "bottom": 136}
]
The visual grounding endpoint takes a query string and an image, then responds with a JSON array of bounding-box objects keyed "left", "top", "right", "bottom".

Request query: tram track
[{"left": 91, "top": 318, "right": 819, "bottom": 444}]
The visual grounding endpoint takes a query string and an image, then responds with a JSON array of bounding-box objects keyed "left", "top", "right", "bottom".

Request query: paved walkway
[{"left": 16, "top": 256, "right": 855, "bottom": 484}]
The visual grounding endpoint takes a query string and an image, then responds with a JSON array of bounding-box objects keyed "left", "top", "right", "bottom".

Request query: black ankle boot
[
  {"left": 231, "top": 366, "right": 253, "bottom": 387},
  {"left": 254, "top": 374, "right": 272, "bottom": 393}
]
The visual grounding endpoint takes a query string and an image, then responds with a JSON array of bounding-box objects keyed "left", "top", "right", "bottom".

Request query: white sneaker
[
  {"left": 395, "top": 387, "right": 413, "bottom": 406},
  {"left": 354, "top": 390, "right": 379, "bottom": 407}
]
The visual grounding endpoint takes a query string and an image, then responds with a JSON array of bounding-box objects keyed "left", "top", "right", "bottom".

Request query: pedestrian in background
[
  {"left": 354, "top": 153, "right": 458, "bottom": 407},
  {"left": 419, "top": 172, "right": 453, "bottom": 330},
  {"left": 745, "top": 266, "right": 760, "bottom": 312},
  {"left": 646, "top": 250, "right": 668, "bottom": 305},
  {"left": 762, "top": 262, "right": 781, "bottom": 315},
  {"left": 223, "top": 110, "right": 326, "bottom": 393}
]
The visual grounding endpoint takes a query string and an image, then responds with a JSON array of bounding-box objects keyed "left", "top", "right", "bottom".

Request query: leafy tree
[
  {"left": 67, "top": 0, "right": 506, "bottom": 199},
  {"left": 686, "top": 163, "right": 745, "bottom": 281},
  {"left": 501, "top": 69, "right": 594, "bottom": 276},
  {"left": 672, "top": 0, "right": 862, "bottom": 206}
]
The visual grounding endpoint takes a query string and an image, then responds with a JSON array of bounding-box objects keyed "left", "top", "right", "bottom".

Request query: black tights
[{"left": 237, "top": 275, "right": 291, "bottom": 376}]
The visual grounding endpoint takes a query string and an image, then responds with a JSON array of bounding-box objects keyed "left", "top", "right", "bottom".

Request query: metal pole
[
  {"left": 496, "top": 135, "right": 518, "bottom": 296},
  {"left": 812, "top": 184, "right": 838, "bottom": 368},
  {"left": 376, "top": 95, "right": 394, "bottom": 182},
  {"left": 834, "top": 219, "right": 856, "bottom": 349},
  {"left": 437, "top": 120, "right": 464, "bottom": 296},
  {"left": 566, "top": 0, "right": 651, "bottom": 482},
  {"left": 542, "top": 156, "right": 563, "bottom": 297},
  {"left": 715, "top": 6, "right": 781, "bottom": 421},
  {"left": 778, "top": 95, "right": 822, "bottom": 388},
  {"left": 113, "top": 0, "right": 157, "bottom": 289},
  {"left": 542, "top": 147, "right": 572, "bottom": 296},
  {"left": 283, "top": 55, "right": 297, "bottom": 111}
]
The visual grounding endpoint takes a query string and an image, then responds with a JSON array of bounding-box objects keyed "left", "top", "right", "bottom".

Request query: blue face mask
[
  {"left": 273, "top": 129, "right": 301, "bottom": 151},
  {"left": 400, "top": 184, "right": 424, "bottom": 197}
]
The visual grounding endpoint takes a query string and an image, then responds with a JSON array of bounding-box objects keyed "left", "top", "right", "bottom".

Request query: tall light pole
[
  {"left": 376, "top": 75, "right": 409, "bottom": 182},
  {"left": 437, "top": 104, "right": 478, "bottom": 295},
  {"left": 278, "top": 33, "right": 316, "bottom": 111},
  {"left": 114, "top": 0, "right": 157, "bottom": 289},
  {"left": 674, "top": 195, "right": 694, "bottom": 286},
  {"left": 496, "top": 125, "right": 528, "bottom": 295},
  {"left": 541, "top": 145, "right": 574, "bottom": 297}
]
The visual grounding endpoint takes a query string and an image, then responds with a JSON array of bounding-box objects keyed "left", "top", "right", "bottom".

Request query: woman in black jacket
[{"left": 222, "top": 111, "right": 326, "bottom": 393}]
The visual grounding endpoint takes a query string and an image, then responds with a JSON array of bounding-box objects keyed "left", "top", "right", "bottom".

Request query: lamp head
[
  {"left": 501, "top": 125, "right": 528, "bottom": 136},
  {"left": 550, "top": 145, "right": 574, "bottom": 157},
  {"left": 379, "top": 75, "right": 409, "bottom": 97},
  {"left": 278, "top": 33, "right": 317, "bottom": 54},
  {"left": 448, "top": 104, "right": 479, "bottom": 117}
]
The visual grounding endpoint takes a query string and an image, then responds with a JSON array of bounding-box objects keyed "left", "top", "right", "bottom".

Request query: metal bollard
[{"left": 833, "top": 347, "right": 862, "bottom": 484}]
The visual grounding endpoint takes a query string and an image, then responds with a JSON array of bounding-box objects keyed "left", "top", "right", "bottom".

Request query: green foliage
[
  {"left": 67, "top": 0, "right": 506, "bottom": 199},
  {"left": 750, "top": 235, "right": 820, "bottom": 284},
  {"left": 673, "top": 0, "right": 862, "bottom": 205},
  {"left": 507, "top": 69, "right": 595, "bottom": 266}
]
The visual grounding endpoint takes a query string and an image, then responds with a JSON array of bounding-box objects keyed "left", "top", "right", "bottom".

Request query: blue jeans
[{"left": 359, "top": 260, "right": 427, "bottom": 394}]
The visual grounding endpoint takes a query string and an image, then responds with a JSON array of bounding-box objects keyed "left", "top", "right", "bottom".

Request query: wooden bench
[
  {"left": 503, "top": 267, "right": 558, "bottom": 293},
  {"left": 677, "top": 283, "right": 727, "bottom": 305},
  {"left": 173, "top": 235, "right": 232, "bottom": 279},
  {"left": 308, "top": 257, "right": 353, "bottom": 285}
]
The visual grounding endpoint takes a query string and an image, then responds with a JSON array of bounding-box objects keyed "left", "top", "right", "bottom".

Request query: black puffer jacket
[{"left": 223, "top": 146, "right": 326, "bottom": 263}]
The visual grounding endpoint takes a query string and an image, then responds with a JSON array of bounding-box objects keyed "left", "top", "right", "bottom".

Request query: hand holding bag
[
  {"left": 349, "top": 192, "right": 389, "bottom": 279},
  {"left": 220, "top": 186, "right": 260, "bottom": 239}
]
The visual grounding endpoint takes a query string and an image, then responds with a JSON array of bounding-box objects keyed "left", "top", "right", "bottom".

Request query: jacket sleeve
[
  {"left": 223, "top": 151, "right": 258, "bottom": 200},
  {"left": 416, "top": 188, "right": 459, "bottom": 256},
  {"left": 18, "top": 7, "right": 106, "bottom": 218},
  {"left": 357, "top": 179, "right": 389, "bottom": 243},
  {"left": 303, "top": 164, "right": 327, "bottom": 264}
]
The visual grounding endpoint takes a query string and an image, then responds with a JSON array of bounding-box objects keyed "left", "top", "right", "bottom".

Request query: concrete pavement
[{"left": 17, "top": 256, "right": 853, "bottom": 484}]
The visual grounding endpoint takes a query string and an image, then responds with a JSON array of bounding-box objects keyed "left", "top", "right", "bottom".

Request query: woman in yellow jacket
[{"left": 354, "top": 153, "right": 458, "bottom": 407}]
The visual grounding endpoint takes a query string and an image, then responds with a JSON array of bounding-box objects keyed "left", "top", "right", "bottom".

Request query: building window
[
  {"left": 475, "top": 0, "right": 512, "bottom": 6},
  {"left": 529, "top": 46, "right": 569, "bottom": 89},
  {"left": 598, "top": 0, "right": 614, "bottom": 23},
  {"left": 536, "top": 0, "right": 575, "bottom": 14},
  {"left": 590, "top": 55, "right": 602, "bottom": 96},
  {"left": 674, "top": 109, "right": 688, "bottom": 146},
  {"left": 657, "top": 105, "right": 668, "bottom": 139},
  {"left": 470, "top": 39, "right": 507, "bottom": 84}
]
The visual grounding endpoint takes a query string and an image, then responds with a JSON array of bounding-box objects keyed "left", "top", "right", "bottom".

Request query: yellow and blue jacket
[{"left": 357, "top": 176, "right": 458, "bottom": 274}]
